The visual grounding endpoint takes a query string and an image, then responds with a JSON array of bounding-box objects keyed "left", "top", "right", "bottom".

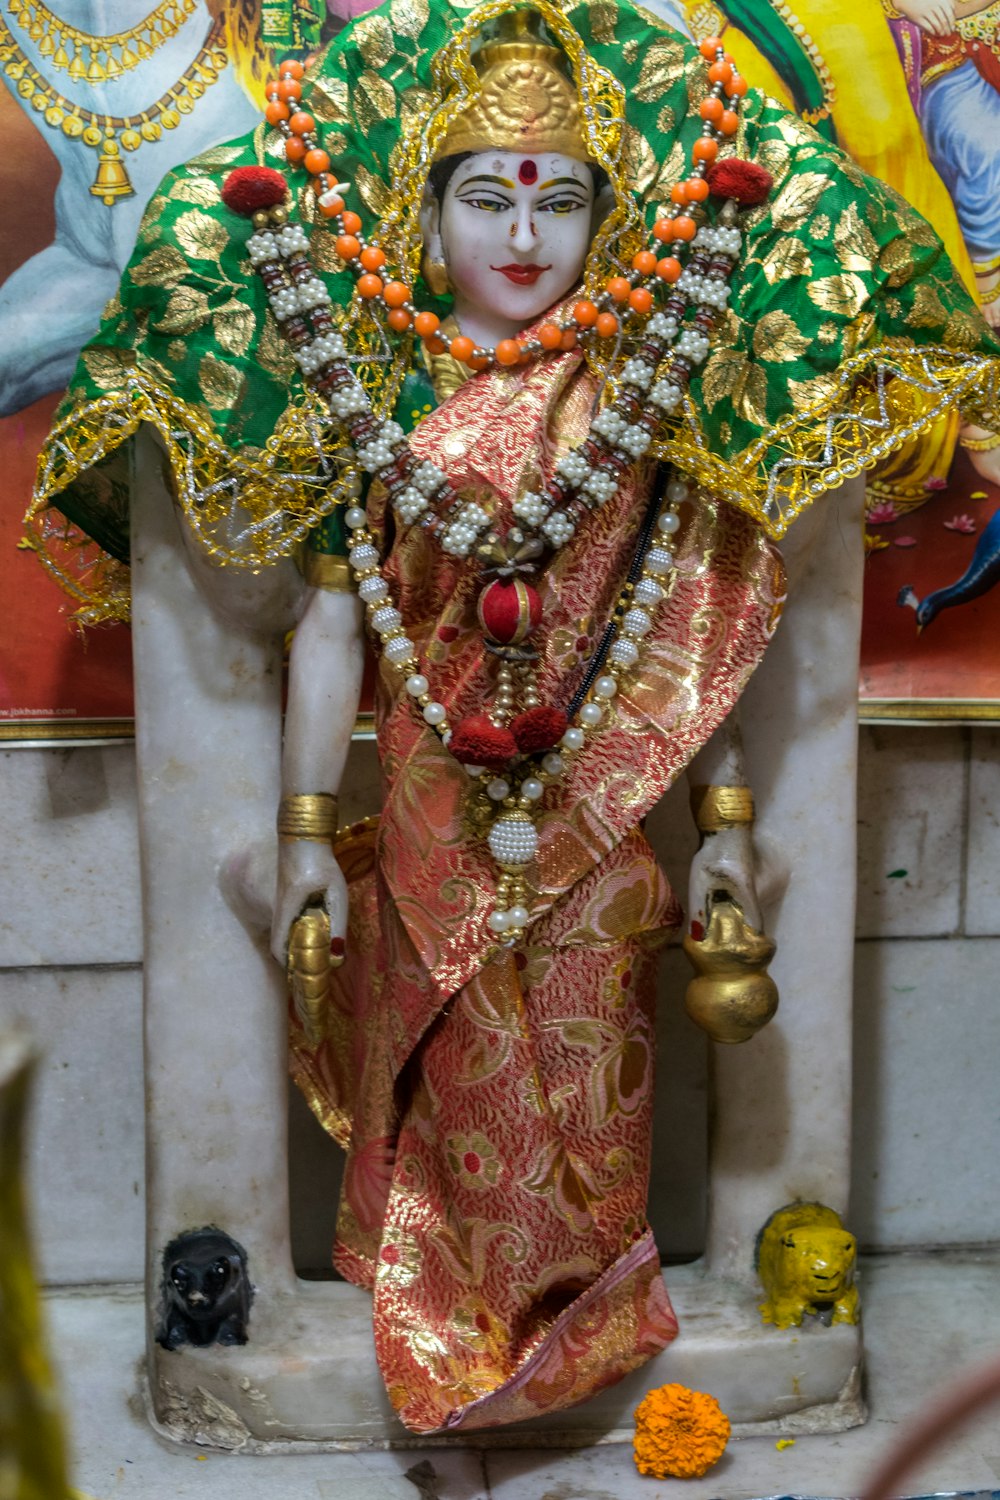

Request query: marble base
[{"left": 146, "top": 1265, "right": 863, "bottom": 1451}]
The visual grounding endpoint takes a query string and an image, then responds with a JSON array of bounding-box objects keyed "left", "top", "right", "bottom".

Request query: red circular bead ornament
[{"left": 477, "top": 579, "right": 543, "bottom": 645}]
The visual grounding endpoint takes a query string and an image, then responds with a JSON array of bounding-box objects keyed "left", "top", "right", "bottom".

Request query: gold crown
[{"left": 435, "top": 9, "right": 592, "bottom": 162}]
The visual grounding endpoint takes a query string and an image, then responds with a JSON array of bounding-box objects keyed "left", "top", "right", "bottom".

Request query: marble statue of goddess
[{"left": 25, "top": 0, "right": 999, "bottom": 1441}]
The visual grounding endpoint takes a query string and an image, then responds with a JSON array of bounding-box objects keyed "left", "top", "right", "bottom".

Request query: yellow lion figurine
[{"left": 756, "top": 1203, "right": 860, "bottom": 1330}]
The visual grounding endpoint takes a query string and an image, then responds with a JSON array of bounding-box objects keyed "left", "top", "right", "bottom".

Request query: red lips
[{"left": 492, "top": 263, "right": 550, "bottom": 285}]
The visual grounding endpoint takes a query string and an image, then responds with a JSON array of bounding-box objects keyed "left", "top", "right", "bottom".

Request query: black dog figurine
[{"left": 156, "top": 1228, "right": 252, "bottom": 1349}]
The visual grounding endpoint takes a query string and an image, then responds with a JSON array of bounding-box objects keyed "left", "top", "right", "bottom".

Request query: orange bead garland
[{"left": 261, "top": 30, "right": 753, "bottom": 376}]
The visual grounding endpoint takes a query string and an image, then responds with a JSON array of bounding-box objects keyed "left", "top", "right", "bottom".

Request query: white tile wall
[
  {"left": 0, "top": 964, "right": 145, "bottom": 1283},
  {"left": 852, "top": 936, "right": 1000, "bottom": 1248},
  {"left": 0, "top": 745, "right": 142, "bottom": 967},
  {"left": 855, "top": 725, "right": 966, "bottom": 939},
  {"left": 966, "top": 726, "right": 1000, "bottom": 935}
]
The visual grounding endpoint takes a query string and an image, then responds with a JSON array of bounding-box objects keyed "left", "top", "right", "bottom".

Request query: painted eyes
[
  {"left": 537, "top": 195, "right": 588, "bottom": 215},
  {"left": 454, "top": 193, "right": 589, "bottom": 216},
  {"left": 456, "top": 193, "right": 509, "bottom": 213}
]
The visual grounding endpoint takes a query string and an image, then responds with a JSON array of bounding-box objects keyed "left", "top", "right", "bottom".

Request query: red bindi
[{"left": 518, "top": 159, "right": 538, "bottom": 185}]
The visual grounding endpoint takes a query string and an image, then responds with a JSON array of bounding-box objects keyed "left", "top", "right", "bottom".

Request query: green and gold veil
[{"left": 24, "top": 0, "right": 1000, "bottom": 623}]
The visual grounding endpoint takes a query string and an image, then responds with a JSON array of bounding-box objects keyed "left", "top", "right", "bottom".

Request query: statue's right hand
[{"left": 271, "top": 840, "right": 348, "bottom": 968}]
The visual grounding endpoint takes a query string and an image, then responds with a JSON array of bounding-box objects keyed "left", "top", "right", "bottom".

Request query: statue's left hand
[
  {"left": 688, "top": 823, "right": 763, "bottom": 934},
  {"left": 271, "top": 839, "right": 348, "bottom": 968}
]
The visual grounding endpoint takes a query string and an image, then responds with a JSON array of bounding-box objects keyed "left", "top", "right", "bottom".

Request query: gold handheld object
[
  {"left": 684, "top": 783, "right": 778, "bottom": 1042},
  {"left": 682, "top": 897, "right": 779, "bottom": 1043},
  {"left": 287, "top": 905, "right": 338, "bottom": 1045}
]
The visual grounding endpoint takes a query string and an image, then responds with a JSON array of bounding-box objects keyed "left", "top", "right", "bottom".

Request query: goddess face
[{"left": 427, "top": 151, "right": 597, "bottom": 347}]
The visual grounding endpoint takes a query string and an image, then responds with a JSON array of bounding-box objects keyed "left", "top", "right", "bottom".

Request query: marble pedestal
[
  {"left": 131, "top": 431, "right": 865, "bottom": 1447},
  {"left": 147, "top": 1268, "right": 862, "bottom": 1450}
]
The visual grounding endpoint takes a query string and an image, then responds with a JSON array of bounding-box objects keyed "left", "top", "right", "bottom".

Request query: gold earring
[{"left": 422, "top": 250, "right": 450, "bottom": 297}]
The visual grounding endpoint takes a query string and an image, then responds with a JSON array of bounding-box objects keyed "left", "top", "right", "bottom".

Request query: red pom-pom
[
  {"left": 222, "top": 166, "right": 289, "bottom": 216},
  {"left": 511, "top": 706, "right": 568, "bottom": 754},
  {"left": 449, "top": 714, "right": 518, "bottom": 769},
  {"left": 477, "top": 578, "right": 543, "bottom": 646},
  {"left": 705, "top": 159, "right": 773, "bottom": 206}
]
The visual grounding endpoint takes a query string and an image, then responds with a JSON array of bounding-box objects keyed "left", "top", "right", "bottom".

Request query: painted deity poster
[
  {"left": 676, "top": 0, "right": 1000, "bottom": 716},
  {"left": 0, "top": 0, "right": 324, "bottom": 739},
  {"left": 2, "top": 0, "right": 999, "bottom": 736}
]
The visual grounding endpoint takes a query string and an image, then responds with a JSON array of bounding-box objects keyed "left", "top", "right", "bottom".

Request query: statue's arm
[
  {"left": 685, "top": 710, "right": 763, "bottom": 932},
  {"left": 270, "top": 585, "right": 365, "bottom": 965}
]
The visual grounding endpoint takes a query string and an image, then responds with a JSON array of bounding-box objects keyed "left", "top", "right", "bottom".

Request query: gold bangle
[
  {"left": 277, "top": 793, "right": 339, "bottom": 841},
  {"left": 959, "top": 432, "right": 1000, "bottom": 453},
  {"left": 690, "top": 784, "right": 755, "bottom": 832}
]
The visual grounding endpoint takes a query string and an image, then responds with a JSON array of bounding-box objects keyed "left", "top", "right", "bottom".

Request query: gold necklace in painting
[
  {"left": 0, "top": 10, "right": 227, "bottom": 203},
  {"left": 6, "top": 0, "right": 197, "bottom": 82}
]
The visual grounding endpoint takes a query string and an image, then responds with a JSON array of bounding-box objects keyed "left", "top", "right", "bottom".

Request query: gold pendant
[{"left": 90, "top": 138, "right": 134, "bottom": 205}]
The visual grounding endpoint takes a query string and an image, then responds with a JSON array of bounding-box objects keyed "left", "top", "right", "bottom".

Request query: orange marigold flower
[{"left": 633, "top": 1382, "right": 731, "bottom": 1479}]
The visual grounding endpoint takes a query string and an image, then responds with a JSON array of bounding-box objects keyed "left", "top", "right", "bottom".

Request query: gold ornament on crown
[
  {"left": 6, "top": 0, "right": 197, "bottom": 83},
  {"left": 434, "top": 10, "right": 595, "bottom": 162}
]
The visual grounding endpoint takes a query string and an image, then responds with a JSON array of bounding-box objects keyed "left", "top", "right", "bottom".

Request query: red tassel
[
  {"left": 511, "top": 706, "right": 568, "bottom": 754},
  {"left": 705, "top": 159, "right": 773, "bottom": 206},
  {"left": 222, "top": 166, "right": 289, "bottom": 216},
  {"left": 449, "top": 714, "right": 518, "bottom": 768}
]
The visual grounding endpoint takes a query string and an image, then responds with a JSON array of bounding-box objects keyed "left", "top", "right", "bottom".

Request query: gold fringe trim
[
  {"left": 660, "top": 342, "right": 999, "bottom": 537},
  {"left": 26, "top": 341, "right": 1000, "bottom": 624},
  {"left": 26, "top": 367, "right": 354, "bottom": 623}
]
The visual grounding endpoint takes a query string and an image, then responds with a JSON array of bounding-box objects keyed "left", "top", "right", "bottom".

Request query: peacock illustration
[{"left": 899, "top": 508, "right": 1000, "bottom": 630}]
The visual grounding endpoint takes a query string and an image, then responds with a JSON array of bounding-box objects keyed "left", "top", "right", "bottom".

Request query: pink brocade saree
[{"left": 290, "top": 344, "right": 786, "bottom": 1434}]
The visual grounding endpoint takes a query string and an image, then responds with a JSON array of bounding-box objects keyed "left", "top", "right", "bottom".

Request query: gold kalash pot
[{"left": 682, "top": 896, "right": 779, "bottom": 1044}]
